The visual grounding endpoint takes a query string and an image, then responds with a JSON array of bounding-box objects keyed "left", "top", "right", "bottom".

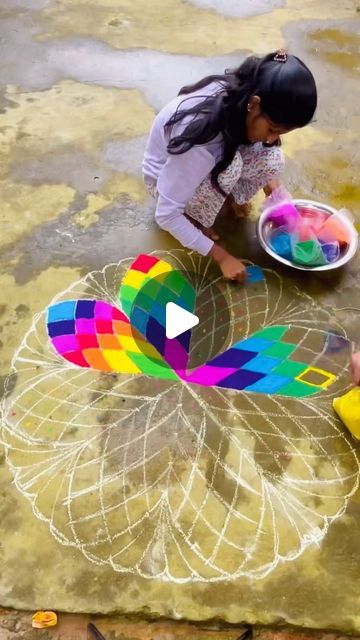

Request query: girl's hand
[
  {"left": 210, "top": 245, "right": 246, "bottom": 282},
  {"left": 263, "top": 178, "right": 282, "bottom": 197},
  {"left": 263, "top": 183, "right": 291, "bottom": 208},
  {"left": 219, "top": 255, "right": 247, "bottom": 282},
  {"left": 350, "top": 352, "right": 360, "bottom": 385}
]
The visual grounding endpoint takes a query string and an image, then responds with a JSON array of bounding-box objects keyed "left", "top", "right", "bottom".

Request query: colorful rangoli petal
[
  {"left": 47, "top": 254, "right": 338, "bottom": 397},
  {"left": 47, "top": 298, "right": 177, "bottom": 380},
  {"left": 185, "top": 326, "right": 335, "bottom": 396},
  {"left": 118, "top": 255, "right": 196, "bottom": 373}
]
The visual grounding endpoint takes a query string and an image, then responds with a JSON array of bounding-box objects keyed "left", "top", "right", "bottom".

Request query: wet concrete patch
[
  {"left": 10, "top": 146, "right": 111, "bottom": 194},
  {"left": 0, "top": 17, "right": 245, "bottom": 109},
  {"left": 0, "top": 90, "right": 19, "bottom": 114},
  {"left": 0, "top": 180, "right": 76, "bottom": 249},
  {"left": 0, "top": 266, "right": 80, "bottom": 378},
  {"left": 285, "top": 143, "right": 360, "bottom": 215},
  {"left": 36, "top": 0, "right": 355, "bottom": 56},
  {"left": 186, "top": 0, "right": 284, "bottom": 18},
  {"left": 0, "top": 373, "right": 17, "bottom": 402},
  {"left": 308, "top": 28, "right": 360, "bottom": 74},
  {"left": 1, "top": 0, "right": 51, "bottom": 8},
  {"left": 0, "top": 80, "right": 154, "bottom": 249},
  {"left": 1, "top": 193, "right": 168, "bottom": 284},
  {"left": 102, "top": 136, "right": 146, "bottom": 175},
  {"left": 283, "top": 20, "right": 360, "bottom": 131}
]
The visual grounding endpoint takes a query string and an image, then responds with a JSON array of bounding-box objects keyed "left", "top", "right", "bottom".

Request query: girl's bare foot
[
  {"left": 218, "top": 196, "right": 252, "bottom": 220},
  {"left": 231, "top": 201, "right": 252, "bottom": 218}
]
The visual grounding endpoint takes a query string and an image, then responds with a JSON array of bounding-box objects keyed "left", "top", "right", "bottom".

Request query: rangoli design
[
  {"left": 47, "top": 254, "right": 337, "bottom": 397},
  {"left": 0, "top": 250, "right": 358, "bottom": 583}
]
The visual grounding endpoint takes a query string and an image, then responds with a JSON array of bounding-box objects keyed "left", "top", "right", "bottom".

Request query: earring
[{"left": 247, "top": 104, "right": 251, "bottom": 112}]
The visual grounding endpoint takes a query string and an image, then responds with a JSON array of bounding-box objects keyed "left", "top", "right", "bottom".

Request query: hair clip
[{"left": 274, "top": 49, "right": 288, "bottom": 63}]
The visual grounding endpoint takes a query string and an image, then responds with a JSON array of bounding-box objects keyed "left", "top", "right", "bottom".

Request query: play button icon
[
  {"left": 129, "top": 265, "right": 231, "bottom": 371},
  {"left": 166, "top": 302, "right": 199, "bottom": 340}
]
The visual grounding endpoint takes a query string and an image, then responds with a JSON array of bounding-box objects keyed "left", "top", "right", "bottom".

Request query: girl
[{"left": 143, "top": 51, "right": 317, "bottom": 281}]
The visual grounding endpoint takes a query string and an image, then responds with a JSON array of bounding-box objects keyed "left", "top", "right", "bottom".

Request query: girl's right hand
[
  {"left": 209, "top": 245, "right": 246, "bottom": 282},
  {"left": 350, "top": 352, "right": 360, "bottom": 385}
]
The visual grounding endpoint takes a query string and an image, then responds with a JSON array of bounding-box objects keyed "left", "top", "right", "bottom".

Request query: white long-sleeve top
[{"left": 142, "top": 83, "right": 225, "bottom": 256}]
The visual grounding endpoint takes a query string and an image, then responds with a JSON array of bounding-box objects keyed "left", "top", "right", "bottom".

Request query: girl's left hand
[
  {"left": 261, "top": 183, "right": 292, "bottom": 211},
  {"left": 350, "top": 352, "right": 360, "bottom": 385},
  {"left": 263, "top": 178, "right": 282, "bottom": 197}
]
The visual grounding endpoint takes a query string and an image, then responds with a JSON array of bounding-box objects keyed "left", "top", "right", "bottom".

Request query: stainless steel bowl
[{"left": 257, "top": 199, "right": 359, "bottom": 271}]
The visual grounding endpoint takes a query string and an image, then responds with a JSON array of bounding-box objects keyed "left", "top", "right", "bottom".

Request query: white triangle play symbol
[{"left": 165, "top": 302, "right": 199, "bottom": 340}]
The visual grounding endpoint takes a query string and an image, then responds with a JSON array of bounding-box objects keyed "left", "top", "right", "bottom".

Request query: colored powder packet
[
  {"left": 291, "top": 238, "right": 327, "bottom": 266},
  {"left": 296, "top": 221, "right": 317, "bottom": 242},
  {"left": 246, "top": 265, "right": 265, "bottom": 282},
  {"left": 320, "top": 240, "right": 340, "bottom": 263},
  {"left": 318, "top": 212, "right": 351, "bottom": 245},
  {"left": 333, "top": 387, "right": 360, "bottom": 439},
  {"left": 265, "top": 201, "right": 300, "bottom": 232},
  {"left": 269, "top": 230, "right": 292, "bottom": 259},
  {"left": 298, "top": 206, "right": 328, "bottom": 232}
]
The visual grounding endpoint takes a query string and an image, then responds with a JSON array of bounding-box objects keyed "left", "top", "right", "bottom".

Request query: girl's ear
[{"left": 247, "top": 95, "right": 261, "bottom": 111}]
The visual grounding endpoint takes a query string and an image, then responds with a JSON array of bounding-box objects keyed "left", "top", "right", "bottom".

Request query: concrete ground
[
  {"left": 1, "top": 0, "right": 360, "bottom": 635},
  {"left": 1, "top": 611, "right": 360, "bottom": 640}
]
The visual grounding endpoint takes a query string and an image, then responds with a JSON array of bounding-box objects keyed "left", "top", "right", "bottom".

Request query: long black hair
[{"left": 165, "top": 52, "right": 317, "bottom": 193}]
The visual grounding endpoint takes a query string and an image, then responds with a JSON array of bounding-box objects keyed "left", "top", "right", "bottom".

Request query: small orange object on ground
[{"left": 32, "top": 611, "right": 58, "bottom": 628}]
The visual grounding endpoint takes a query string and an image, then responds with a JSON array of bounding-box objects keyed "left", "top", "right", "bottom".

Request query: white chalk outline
[{"left": 0, "top": 250, "right": 359, "bottom": 583}]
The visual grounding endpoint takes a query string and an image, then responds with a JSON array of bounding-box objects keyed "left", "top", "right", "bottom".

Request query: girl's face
[{"left": 245, "top": 95, "right": 293, "bottom": 144}]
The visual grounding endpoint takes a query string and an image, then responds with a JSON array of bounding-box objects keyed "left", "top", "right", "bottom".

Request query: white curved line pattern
[{"left": 0, "top": 250, "right": 359, "bottom": 582}]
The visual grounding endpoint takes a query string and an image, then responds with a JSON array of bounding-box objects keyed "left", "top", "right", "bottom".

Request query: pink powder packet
[{"left": 266, "top": 202, "right": 301, "bottom": 232}]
